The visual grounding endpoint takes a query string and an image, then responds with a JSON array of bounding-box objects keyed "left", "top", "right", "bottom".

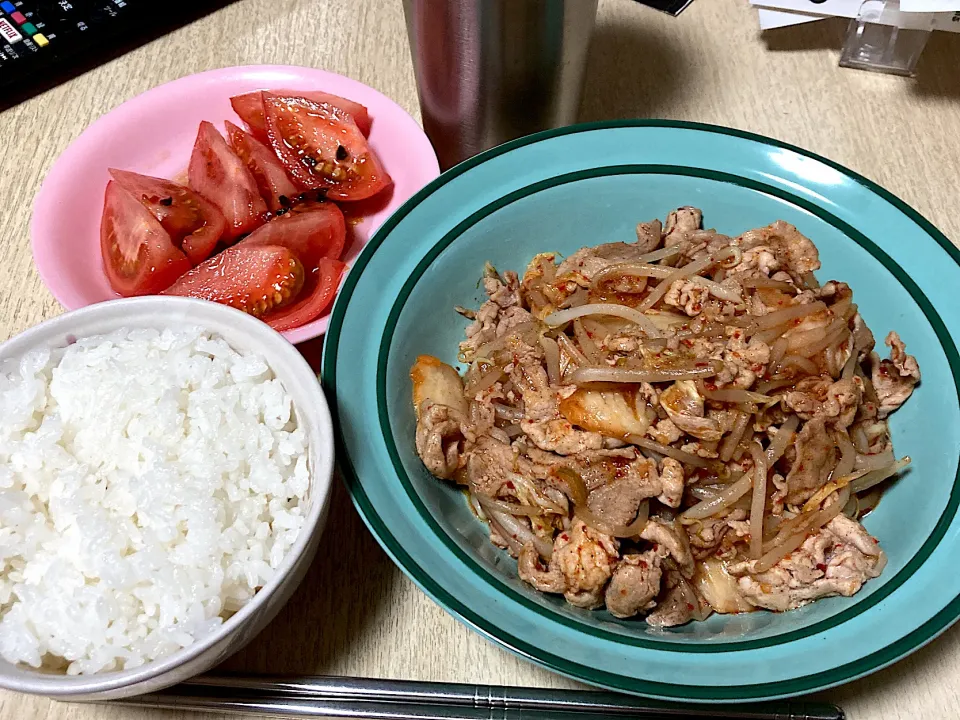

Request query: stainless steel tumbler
[{"left": 402, "top": 0, "right": 599, "bottom": 169}]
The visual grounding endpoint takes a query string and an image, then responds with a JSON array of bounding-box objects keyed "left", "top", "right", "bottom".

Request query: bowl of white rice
[{"left": 0, "top": 296, "right": 334, "bottom": 700}]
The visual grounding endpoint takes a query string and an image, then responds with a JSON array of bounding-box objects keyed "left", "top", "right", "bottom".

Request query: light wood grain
[{"left": 1, "top": 0, "right": 959, "bottom": 718}]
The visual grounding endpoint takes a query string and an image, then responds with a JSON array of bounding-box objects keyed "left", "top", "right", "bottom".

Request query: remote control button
[
  {"left": 0, "top": 17, "right": 22, "bottom": 43},
  {"left": 33, "top": 32, "right": 48, "bottom": 46}
]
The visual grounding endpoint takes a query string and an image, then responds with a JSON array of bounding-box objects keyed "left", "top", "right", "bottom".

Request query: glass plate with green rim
[{"left": 321, "top": 121, "right": 960, "bottom": 702}]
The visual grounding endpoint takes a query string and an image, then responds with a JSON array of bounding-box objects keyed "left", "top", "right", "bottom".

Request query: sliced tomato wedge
[
  {"left": 224, "top": 120, "right": 300, "bottom": 214},
  {"left": 187, "top": 121, "right": 268, "bottom": 241},
  {"left": 108, "top": 169, "right": 226, "bottom": 264},
  {"left": 239, "top": 200, "right": 346, "bottom": 267},
  {"left": 230, "top": 89, "right": 372, "bottom": 141},
  {"left": 265, "top": 257, "right": 345, "bottom": 331},
  {"left": 162, "top": 244, "right": 305, "bottom": 318},
  {"left": 262, "top": 93, "right": 392, "bottom": 202},
  {"left": 100, "top": 181, "right": 191, "bottom": 296}
]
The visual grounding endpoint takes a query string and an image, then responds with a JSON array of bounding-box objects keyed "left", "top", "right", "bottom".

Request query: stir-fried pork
[{"left": 411, "top": 208, "right": 917, "bottom": 624}]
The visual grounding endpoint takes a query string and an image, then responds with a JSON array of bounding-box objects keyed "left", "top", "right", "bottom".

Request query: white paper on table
[
  {"left": 900, "top": 0, "right": 960, "bottom": 11},
  {"left": 757, "top": 8, "right": 825, "bottom": 27},
  {"left": 749, "top": 0, "right": 862, "bottom": 18},
  {"left": 753, "top": 0, "right": 960, "bottom": 30}
]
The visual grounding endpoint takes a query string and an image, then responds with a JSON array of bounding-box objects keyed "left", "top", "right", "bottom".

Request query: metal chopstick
[{"left": 109, "top": 673, "right": 845, "bottom": 720}]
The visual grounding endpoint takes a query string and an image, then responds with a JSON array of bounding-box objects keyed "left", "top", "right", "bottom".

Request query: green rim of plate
[{"left": 323, "top": 119, "right": 960, "bottom": 700}]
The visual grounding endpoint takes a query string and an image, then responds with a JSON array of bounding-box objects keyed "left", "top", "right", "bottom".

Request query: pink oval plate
[{"left": 31, "top": 65, "right": 440, "bottom": 344}]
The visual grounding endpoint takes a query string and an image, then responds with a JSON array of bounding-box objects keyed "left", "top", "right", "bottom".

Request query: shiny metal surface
[
  {"left": 111, "top": 673, "right": 845, "bottom": 720},
  {"left": 402, "top": 0, "right": 598, "bottom": 169}
]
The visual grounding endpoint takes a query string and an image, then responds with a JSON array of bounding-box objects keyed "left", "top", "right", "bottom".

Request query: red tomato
[
  {"left": 230, "top": 89, "right": 372, "bottom": 141},
  {"left": 162, "top": 244, "right": 305, "bottom": 318},
  {"left": 100, "top": 181, "right": 191, "bottom": 296},
  {"left": 239, "top": 200, "right": 346, "bottom": 267},
  {"left": 188, "top": 121, "right": 268, "bottom": 241},
  {"left": 265, "top": 257, "right": 345, "bottom": 331},
  {"left": 224, "top": 121, "right": 300, "bottom": 214},
  {"left": 262, "top": 93, "right": 392, "bottom": 202},
  {"left": 108, "top": 169, "right": 226, "bottom": 264}
]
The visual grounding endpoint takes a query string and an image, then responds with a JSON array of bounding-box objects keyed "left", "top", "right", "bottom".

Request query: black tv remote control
[{"left": 0, "top": 0, "right": 234, "bottom": 111}]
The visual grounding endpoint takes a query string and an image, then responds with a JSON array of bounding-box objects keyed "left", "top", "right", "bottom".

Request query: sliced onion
[
  {"left": 556, "top": 333, "right": 588, "bottom": 366},
  {"left": 558, "top": 287, "right": 588, "bottom": 308},
  {"left": 793, "top": 320, "right": 848, "bottom": 359},
  {"left": 540, "top": 335, "right": 561, "bottom": 385},
  {"left": 841, "top": 350, "right": 858, "bottom": 380},
  {"left": 753, "top": 324, "right": 796, "bottom": 345},
  {"left": 740, "top": 277, "right": 795, "bottom": 291},
  {"left": 689, "top": 486, "right": 722, "bottom": 501},
  {"left": 626, "top": 434, "right": 712, "bottom": 468},
  {"left": 637, "top": 244, "right": 684, "bottom": 263},
  {"left": 637, "top": 254, "right": 718, "bottom": 312},
  {"left": 682, "top": 473, "right": 754, "bottom": 520},
  {"left": 465, "top": 367, "right": 504, "bottom": 397},
  {"left": 473, "top": 321, "right": 540, "bottom": 361},
  {"left": 554, "top": 467, "right": 649, "bottom": 537},
  {"left": 576, "top": 500, "right": 650, "bottom": 538},
  {"left": 754, "top": 500, "right": 842, "bottom": 573},
  {"left": 776, "top": 355, "right": 819, "bottom": 376},
  {"left": 474, "top": 493, "right": 550, "bottom": 517},
  {"left": 570, "top": 362, "right": 721, "bottom": 385},
  {"left": 834, "top": 430, "right": 856, "bottom": 479},
  {"left": 748, "top": 441, "right": 767, "bottom": 559},
  {"left": 854, "top": 448, "right": 895, "bottom": 472},
  {"left": 493, "top": 403, "right": 524, "bottom": 422},
  {"left": 769, "top": 337, "right": 789, "bottom": 366},
  {"left": 719, "top": 412, "right": 750, "bottom": 463},
  {"left": 856, "top": 364, "right": 880, "bottom": 405},
  {"left": 573, "top": 318, "right": 603, "bottom": 364},
  {"left": 830, "top": 296, "right": 853, "bottom": 319},
  {"left": 755, "top": 377, "right": 798, "bottom": 395},
  {"left": 765, "top": 414, "right": 799, "bottom": 466},
  {"left": 478, "top": 498, "right": 553, "bottom": 560},
  {"left": 701, "top": 387, "right": 775, "bottom": 405},
  {"left": 754, "top": 301, "right": 827, "bottom": 330},
  {"left": 545, "top": 303, "right": 662, "bottom": 338},
  {"left": 849, "top": 457, "right": 911, "bottom": 494},
  {"left": 801, "top": 470, "right": 868, "bottom": 513}
]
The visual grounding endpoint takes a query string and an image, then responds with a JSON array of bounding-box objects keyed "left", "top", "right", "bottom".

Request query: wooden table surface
[{"left": 2, "top": 0, "right": 960, "bottom": 718}]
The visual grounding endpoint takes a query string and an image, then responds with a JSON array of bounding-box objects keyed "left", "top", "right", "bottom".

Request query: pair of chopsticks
[{"left": 113, "top": 674, "right": 845, "bottom": 720}]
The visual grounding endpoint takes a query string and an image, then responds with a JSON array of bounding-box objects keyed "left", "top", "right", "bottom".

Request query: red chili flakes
[
  {"left": 651, "top": 543, "right": 659, "bottom": 550},
  {"left": 871, "top": 537, "right": 879, "bottom": 544},
  {"left": 686, "top": 603, "right": 695, "bottom": 611},
  {"left": 639, "top": 560, "right": 648, "bottom": 569},
  {"left": 681, "top": 339, "right": 694, "bottom": 347},
  {"left": 816, "top": 563, "right": 827, "bottom": 573},
  {"left": 560, "top": 533, "right": 569, "bottom": 542},
  {"left": 505, "top": 481, "right": 515, "bottom": 490}
]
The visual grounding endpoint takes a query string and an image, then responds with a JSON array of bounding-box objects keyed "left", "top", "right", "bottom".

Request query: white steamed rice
[{"left": 0, "top": 327, "right": 309, "bottom": 675}]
